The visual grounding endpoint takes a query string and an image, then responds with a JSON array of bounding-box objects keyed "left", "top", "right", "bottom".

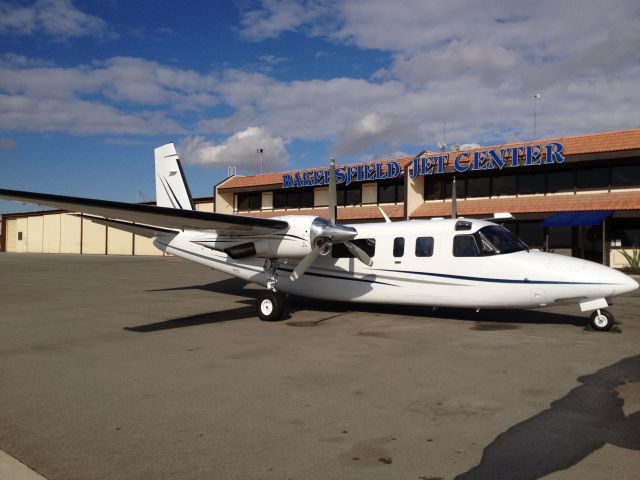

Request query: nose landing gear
[
  {"left": 257, "top": 291, "right": 286, "bottom": 322},
  {"left": 589, "top": 309, "right": 615, "bottom": 331}
]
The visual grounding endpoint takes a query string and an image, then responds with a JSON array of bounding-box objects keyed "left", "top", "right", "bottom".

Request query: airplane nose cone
[{"left": 602, "top": 268, "right": 639, "bottom": 296}]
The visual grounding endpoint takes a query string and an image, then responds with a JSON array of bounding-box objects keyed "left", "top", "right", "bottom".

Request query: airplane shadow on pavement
[
  {"left": 455, "top": 354, "right": 640, "bottom": 480},
  {"left": 140, "top": 277, "right": 590, "bottom": 330}
]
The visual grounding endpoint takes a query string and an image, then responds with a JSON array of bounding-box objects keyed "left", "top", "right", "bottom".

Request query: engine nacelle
[
  {"left": 191, "top": 216, "right": 334, "bottom": 260},
  {"left": 252, "top": 215, "right": 321, "bottom": 258}
]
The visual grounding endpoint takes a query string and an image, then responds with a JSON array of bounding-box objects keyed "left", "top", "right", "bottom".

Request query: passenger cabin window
[
  {"left": 415, "top": 237, "right": 434, "bottom": 257},
  {"left": 393, "top": 237, "right": 405, "bottom": 257},
  {"left": 453, "top": 235, "right": 479, "bottom": 257},
  {"left": 332, "top": 238, "right": 376, "bottom": 258}
]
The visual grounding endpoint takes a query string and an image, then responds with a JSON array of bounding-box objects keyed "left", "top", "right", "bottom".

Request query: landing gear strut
[
  {"left": 589, "top": 309, "right": 615, "bottom": 331},
  {"left": 257, "top": 291, "right": 285, "bottom": 322}
]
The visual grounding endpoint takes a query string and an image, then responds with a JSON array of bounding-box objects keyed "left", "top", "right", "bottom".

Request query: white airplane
[{"left": 1, "top": 143, "right": 637, "bottom": 331}]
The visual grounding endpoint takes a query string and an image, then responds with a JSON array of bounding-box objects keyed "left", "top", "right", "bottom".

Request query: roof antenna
[
  {"left": 451, "top": 176, "right": 458, "bottom": 219},
  {"left": 533, "top": 92, "right": 542, "bottom": 139}
]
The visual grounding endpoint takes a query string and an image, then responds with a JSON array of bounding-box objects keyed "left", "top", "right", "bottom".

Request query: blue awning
[{"left": 542, "top": 210, "right": 613, "bottom": 227}]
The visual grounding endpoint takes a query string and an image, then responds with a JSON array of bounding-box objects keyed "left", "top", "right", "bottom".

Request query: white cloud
[
  {"left": 180, "top": 127, "right": 289, "bottom": 172},
  {"left": 2, "top": 0, "right": 639, "bottom": 156},
  {"left": 239, "top": 0, "right": 329, "bottom": 41},
  {"left": 0, "top": 56, "right": 216, "bottom": 135},
  {"left": 0, "top": 94, "right": 183, "bottom": 135},
  {"left": 0, "top": 0, "right": 110, "bottom": 39}
]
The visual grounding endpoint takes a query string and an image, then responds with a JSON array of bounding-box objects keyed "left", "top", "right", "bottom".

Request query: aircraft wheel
[
  {"left": 257, "top": 291, "right": 285, "bottom": 322},
  {"left": 589, "top": 309, "right": 614, "bottom": 332}
]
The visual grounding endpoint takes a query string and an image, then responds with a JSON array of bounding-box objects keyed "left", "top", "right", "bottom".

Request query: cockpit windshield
[{"left": 476, "top": 225, "right": 528, "bottom": 255}]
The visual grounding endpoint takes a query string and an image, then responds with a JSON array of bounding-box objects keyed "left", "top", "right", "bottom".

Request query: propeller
[{"left": 289, "top": 157, "right": 372, "bottom": 282}]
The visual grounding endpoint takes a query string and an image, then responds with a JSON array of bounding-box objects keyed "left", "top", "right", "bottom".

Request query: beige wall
[
  {"left": 107, "top": 227, "right": 133, "bottom": 255},
  {"left": 16, "top": 218, "right": 27, "bottom": 252},
  {"left": 195, "top": 201, "right": 214, "bottom": 213},
  {"left": 406, "top": 173, "right": 425, "bottom": 219},
  {"left": 314, "top": 187, "right": 328, "bottom": 207},
  {"left": 134, "top": 235, "right": 163, "bottom": 255},
  {"left": 610, "top": 248, "right": 638, "bottom": 269},
  {"left": 262, "top": 191, "right": 273, "bottom": 210},
  {"left": 42, "top": 214, "right": 61, "bottom": 254},
  {"left": 362, "top": 183, "right": 377, "bottom": 204},
  {"left": 81, "top": 218, "right": 106, "bottom": 254},
  {"left": 4, "top": 211, "right": 167, "bottom": 256},
  {"left": 26, "top": 216, "right": 44, "bottom": 253},
  {"left": 215, "top": 190, "right": 234, "bottom": 213},
  {"left": 6, "top": 218, "right": 17, "bottom": 252},
  {"left": 60, "top": 214, "right": 81, "bottom": 254}
]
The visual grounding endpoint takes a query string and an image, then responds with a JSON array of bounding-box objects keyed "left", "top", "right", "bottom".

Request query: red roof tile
[
  {"left": 411, "top": 191, "right": 640, "bottom": 218},
  {"left": 238, "top": 204, "right": 405, "bottom": 222}
]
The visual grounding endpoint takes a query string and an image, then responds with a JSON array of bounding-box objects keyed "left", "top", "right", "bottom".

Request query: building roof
[
  {"left": 412, "top": 191, "right": 640, "bottom": 218},
  {"left": 239, "top": 204, "right": 405, "bottom": 222},
  {"left": 218, "top": 128, "right": 640, "bottom": 191}
]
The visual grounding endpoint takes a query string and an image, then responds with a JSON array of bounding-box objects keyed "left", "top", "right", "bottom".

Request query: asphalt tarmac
[{"left": 1, "top": 253, "right": 639, "bottom": 480}]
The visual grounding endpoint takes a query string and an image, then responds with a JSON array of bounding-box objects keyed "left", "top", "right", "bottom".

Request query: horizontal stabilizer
[{"left": 0, "top": 188, "right": 289, "bottom": 234}]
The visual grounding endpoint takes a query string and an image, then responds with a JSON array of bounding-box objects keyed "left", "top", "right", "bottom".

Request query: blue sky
[{"left": 1, "top": 0, "right": 639, "bottom": 213}]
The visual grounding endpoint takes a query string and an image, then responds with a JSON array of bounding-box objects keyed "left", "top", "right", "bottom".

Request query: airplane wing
[{"left": 0, "top": 189, "right": 288, "bottom": 234}]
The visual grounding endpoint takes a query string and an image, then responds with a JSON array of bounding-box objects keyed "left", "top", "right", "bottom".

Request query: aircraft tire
[
  {"left": 257, "top": 291, "right": 284, "bottom": 322},
  {"left": 589, "top": 309, "right": 614, "bottom": 331}
]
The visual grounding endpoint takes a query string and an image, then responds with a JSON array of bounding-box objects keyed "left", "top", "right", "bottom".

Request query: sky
[{"left": 1, "top": 0, "right": 639, "bottom": 213}]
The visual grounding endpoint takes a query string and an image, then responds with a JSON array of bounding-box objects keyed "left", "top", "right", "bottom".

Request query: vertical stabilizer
[{"left": 154, "top": 143, "right": 195, "bottom": 210}]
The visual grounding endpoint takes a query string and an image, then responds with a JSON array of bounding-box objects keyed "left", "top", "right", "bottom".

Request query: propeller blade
[
  {"left": 344, "top": 241, "right": 373, "bottom": 266},
  {"left": 328, "top": 157, "right": 337, "bottom": 225},
  {"left": 290, "top": 244, "right": 324, "bottom": 281}
]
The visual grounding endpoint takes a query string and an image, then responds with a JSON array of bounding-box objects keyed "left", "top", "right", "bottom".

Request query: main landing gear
[
  {"left": 257, "top": 291, "right": 285, "bottom": 322},
  {"left": 589, "top": 309, "right": 615, "bottom": 332}
]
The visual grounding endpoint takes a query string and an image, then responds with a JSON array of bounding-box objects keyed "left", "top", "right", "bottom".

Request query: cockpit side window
[
  {"left": 453, "top": 235, "right": 480, "bottom": 257},
  {"left": 477, "top": 225, "right": 528, "bottom": 255}
]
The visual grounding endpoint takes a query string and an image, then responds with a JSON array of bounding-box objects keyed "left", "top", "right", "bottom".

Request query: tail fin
[{"left": 154, "top": 143, "right": 195, "bottom": 210}]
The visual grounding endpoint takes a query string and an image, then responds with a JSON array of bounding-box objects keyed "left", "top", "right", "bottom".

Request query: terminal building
[{"left": 2, "top": 128, "right": 640, "bottom": 268}]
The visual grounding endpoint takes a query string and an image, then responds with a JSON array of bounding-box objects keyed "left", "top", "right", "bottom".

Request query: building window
[
  {"left": 17, "top": 232, "right": 23, "bottom": 241},
  {"left": 466, "top": 175, "right": 491, "bottom": 198},
  {"left": 576, "top": 166, "right": 609, "bottom": 190},
  {"left": 518, "top": 172, "right": 546, "bottom": 195},
  {"left": 415, "top": 237, "right": 434, "bottom": 257},
  {"left": 492, "top": 174, "right": 517, "bottom": 196},
  {"left": 612, "top": 164, "right": 640, "bottom": 188},
  {"left": 378, "top": 179, "right": 404, "bottom": 204},
  {"left": 273, "top": 190, "right": 287, "bottom": 209},
  {"left": 236, "top": 192, "right": 261, "bottom": 211},
  {"left": 272, "top": 188, "right": 314, "bottom": 209},
  {"left": 453, "top": 235, "right": 480, "bottom": 257},
  {"left": 331, "top": 238, "right": 376, "bottom": 258},
  {"left": 548, "top": 226, "right": 571, "bottom": 249},
  {"left": 611, "top": 219, "right": 640, "bottom": 248},
  {"left": 425, "top": 178, "right": 444, "bottom": 200},
  {"left": 517, "top": 221, "right": 545, "bottom": 248},
  {"left": 338, "top": 185, "right": 362, "bottom": 206},
  {"left": 547, "top": 169, "right": 574, "bottom": 193},
  {"left": 393, "top": 237, "right": 405, "bottom": 257},
  {"left": 445, "top": 176, "right": 467, "bottom": 199}
]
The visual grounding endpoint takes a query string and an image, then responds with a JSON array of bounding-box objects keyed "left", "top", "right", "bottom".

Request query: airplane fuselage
[{"left": 154, "top": 218, "right": 638, "bottom": 311}]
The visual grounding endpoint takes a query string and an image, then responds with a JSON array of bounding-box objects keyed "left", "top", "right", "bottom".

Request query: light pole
[{"left": 257, "top": 148, "right": 264, "bottom": 174}]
